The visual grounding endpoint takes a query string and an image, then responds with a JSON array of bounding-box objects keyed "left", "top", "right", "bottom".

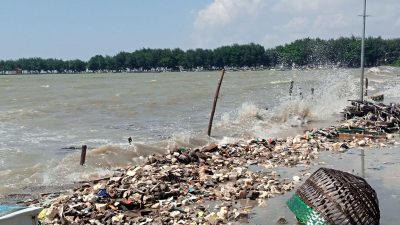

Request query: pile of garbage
[
  {"left": 343, "top": 100, "right": 400, "bottom": 133},
  {"left": 29, "top": 101, "right": 399, "bottom": 224},
  {"left": 35, "top": 142, "right": 300, "bottom": 225}
]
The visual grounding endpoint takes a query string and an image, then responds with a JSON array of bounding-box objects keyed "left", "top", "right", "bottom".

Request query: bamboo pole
[
  {"left": 80, "top": 145, "right": 87, "bottom": 166},
  {"left": 208, "top": 69, "right": 225, "bottom": 136}
]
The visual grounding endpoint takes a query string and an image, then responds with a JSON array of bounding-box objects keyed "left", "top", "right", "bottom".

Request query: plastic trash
[
  {"left": 97, "top": 188, "right": 110, "bottom": 198},
  {"left": 188, "top": 187, "right": 197, "bottom": 194}
]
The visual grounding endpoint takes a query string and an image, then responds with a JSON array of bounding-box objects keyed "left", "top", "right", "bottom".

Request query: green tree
[
  {"left": 114, "top": 52, "right": 130, "bottom": 71},
  {"left": 2, "top": 36, "right": 400, "bottom": 73},
  {"left": 0, "top": 60, "right": 5, "bottom": 74},
  {"left": 171, "top": 48, "right": 185, "bottom": 69},
  {"left": 393, "top": 58, "right": 400, "bottom": 67},
  {"left": 104, "top": 56, "right": 116, "bottom": 71},
  {"left": 68, "top": 59, "right": 86, "bottom": 72},
  {"left": 88, "top": 55, "right": 106, "bottom": 72}
]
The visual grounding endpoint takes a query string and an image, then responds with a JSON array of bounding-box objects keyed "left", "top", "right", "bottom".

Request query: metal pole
[
  {"left": 360, "top": 0, "right": 367, "bottom": 101},
  {"left": 208, "top": 69, "right": 225, "bottom": 136},
  {"left": 360, "top": 0, "right": 367, "bottom": 178}
]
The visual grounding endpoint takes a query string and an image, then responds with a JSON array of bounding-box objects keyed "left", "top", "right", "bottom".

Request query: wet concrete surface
[{"left": 243, "top": 145, "right": 400, "bottom": 225}]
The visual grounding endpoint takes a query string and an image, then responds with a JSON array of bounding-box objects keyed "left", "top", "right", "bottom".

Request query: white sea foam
[
  {"left": 368, "top": 66, "right": 400, "bottom": 76},
  {"left": 214, "top": 70, "right": 359, "bottom": 139},
  {"left": 270, "top": 80, "right": 291, "bottom": 84},
  {"left": 382, "top": 80, "right": 400, "bottom": 98}
]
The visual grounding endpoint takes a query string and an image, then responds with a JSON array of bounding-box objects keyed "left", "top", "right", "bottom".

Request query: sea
[{"left": 1, "top": 67, "right": 400, "bottom": 211}]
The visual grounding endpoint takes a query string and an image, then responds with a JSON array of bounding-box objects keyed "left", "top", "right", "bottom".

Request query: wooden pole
[
  {"left": 208, "top": 69, "right": 225, "bottom": 136},
  {"left": 80, "top": 145, "right": 87, "bottom": 166},
  {"left": 365, "top": 78, "right": 368, "bottom": 96}
]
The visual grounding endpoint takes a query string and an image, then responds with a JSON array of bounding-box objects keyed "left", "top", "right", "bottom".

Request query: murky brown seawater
[{"left": 1, "top": 67, "right": 400, "bottom": 222}]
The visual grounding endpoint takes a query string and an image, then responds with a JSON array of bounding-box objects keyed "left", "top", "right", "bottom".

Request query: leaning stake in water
[
  {"left": 80, "top": 145, "right": 87, "bottom": 166},
  {"left": 208, "top": 69, "right": 225, "bottom": 136}
]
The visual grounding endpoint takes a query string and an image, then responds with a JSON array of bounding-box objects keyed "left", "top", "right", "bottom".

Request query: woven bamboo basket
[{"left": 287, "top": 167, "right": 380, "bottom": 225}]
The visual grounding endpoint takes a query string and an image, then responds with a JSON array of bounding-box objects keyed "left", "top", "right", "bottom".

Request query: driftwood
[
  {"left": 343, "top": 100, "right": 400, "bottom": 133},
  {"left": 338, "top": 133, "right": 386, "bottom": 140},
  {"left": 371, "top": 94, "right": 384, "bottom": 101}
]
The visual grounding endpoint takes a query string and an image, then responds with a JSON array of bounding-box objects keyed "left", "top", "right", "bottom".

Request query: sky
[{"left": 1, "top": 0, "right": 399, "bottom": 60}]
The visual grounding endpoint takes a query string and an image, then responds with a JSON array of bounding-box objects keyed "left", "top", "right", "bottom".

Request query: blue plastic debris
[
  {"left": 0, "top": 205, "right": 25, "bottom": 217},
  {"left": 188, "top": 187, "right": 197, "bottom": 194},
  {"left": 97, "top": 188, "right": 110, "bottom": 198}
]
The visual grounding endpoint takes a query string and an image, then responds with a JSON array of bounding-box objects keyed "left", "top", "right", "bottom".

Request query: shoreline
[
  {"left": 3, "top": 100, "right": 400, "bottom": 224},
  {"left": 0, "top": 66, "right": 365, "bottom": 76}
]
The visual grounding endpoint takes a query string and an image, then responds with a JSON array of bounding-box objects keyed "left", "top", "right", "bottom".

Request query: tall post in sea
[
  {"left": 360, "top": 0, "right": 367, "bottom": 102},
  {"left": 360, "top": 0, "right": 367, "bottom": 179},
  {"left": 208, "top": 69, "right": 225, "bottom": 136}
]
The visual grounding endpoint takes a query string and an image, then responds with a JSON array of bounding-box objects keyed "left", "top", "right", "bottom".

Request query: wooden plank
[{"left": 338, "top": 133, "right": 385, "bottom": 140}]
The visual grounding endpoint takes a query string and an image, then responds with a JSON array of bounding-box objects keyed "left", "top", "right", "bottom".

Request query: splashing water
[
  {"left": 0, "top": 68, "right": 399, "bottom": 196},
  {"left": 214, "top": 69, "right": 360, "bottom": 139}
]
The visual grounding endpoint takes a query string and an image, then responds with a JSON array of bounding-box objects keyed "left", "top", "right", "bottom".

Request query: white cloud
[
  {"left": 194, "top": 0, "right": 264, "bottom": 29},
  {"left": 191, "top": 0, "right": 400, "bottom": 48},
  {"left": 192, "top": 0, "right": 266, "bottom": 47},
  {"left": 273, "top": 0, "right": 346, "bottom": 12},
  {"left": 261, "top": 34, "right": 280, "bottom": 47},
  {"left": 396, "top": 18, "right": 400, "bottom": 27},
  {"left": 275, "top": 0, "right": 322, "bottom": 11},
  {"left": 282, "top": 17, "right": 309, "bottom": 31},
  {"left": 314, "top": 14, "right": 348, "bottom": 29}
]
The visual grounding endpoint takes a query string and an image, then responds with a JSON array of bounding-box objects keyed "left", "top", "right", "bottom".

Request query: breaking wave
[
  {"left": 214, "top": 70, "right": 359, "bottom": 139},
  {"left": 368, "top": 66, "right": 400, "bottom": 76}
]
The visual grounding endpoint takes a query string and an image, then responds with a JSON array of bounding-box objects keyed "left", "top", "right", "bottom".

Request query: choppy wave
[
  {"left": 2, "top": 69, "right": 399, "bottom": 197},
  {"left": 0, "top": 109, "right": 45, "bottom": 121},
  {"left": 0, "top": 132, "right": 214, "bottom": 195},
  {"left": 366, "top": 66, "right": 400, "bottom": 100},
  {"left": 270, "top": 80, "right": 291, "bottom": 84},
  {"left": 368, "top": 66, "right": 400, "bottom": 76},
  {"left": 214, "top": 70, "right": 359, "bottom": 139},
  {"left": 382, "top": 80, "right": 400, "bottom": 98}
]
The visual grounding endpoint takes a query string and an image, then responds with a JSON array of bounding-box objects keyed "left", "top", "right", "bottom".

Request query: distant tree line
[
  {"left": 0, "top": 58, "right": 86, "bottom": 74},
  {"left": 1, "top": 36, "right": 400, "bottom": 74}
]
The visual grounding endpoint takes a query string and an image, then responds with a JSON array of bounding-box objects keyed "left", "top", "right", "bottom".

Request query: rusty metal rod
[{"left": 208, "top": 69, "right": 225, "bottom": 136}]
